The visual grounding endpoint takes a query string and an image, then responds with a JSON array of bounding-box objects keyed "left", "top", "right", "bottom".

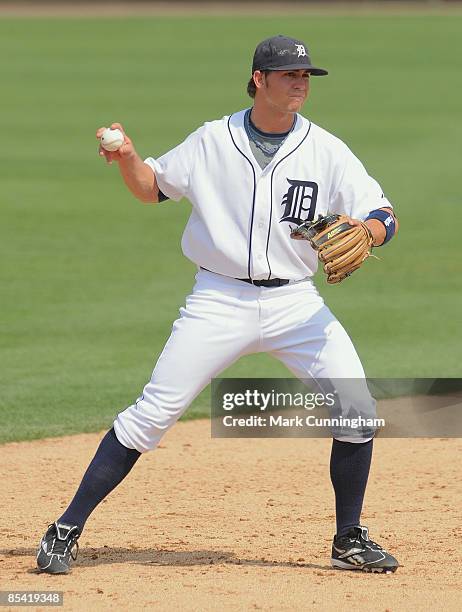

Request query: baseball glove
[{"left": 291, "top": 213, "right": 374, "bottom": 284}]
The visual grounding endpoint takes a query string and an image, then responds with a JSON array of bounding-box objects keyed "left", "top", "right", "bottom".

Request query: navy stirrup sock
[
  {"left": 60, "top": 430, "right": 372, "bottom": 536},
  {"left": 59, "top": 428, "right": 141, "bottom": 532},
  {"left": 330, "top": 438, "right": 373, "bottom": 537}
]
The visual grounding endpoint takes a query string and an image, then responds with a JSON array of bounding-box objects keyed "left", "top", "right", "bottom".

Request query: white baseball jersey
[{"left": 145, "top": 109, "right": 392, "bottom": 281}]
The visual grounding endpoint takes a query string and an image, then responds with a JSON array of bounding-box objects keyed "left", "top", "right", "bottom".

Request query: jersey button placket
[{"left": 250, "top": 177, "right": 270, "bottom": 277}]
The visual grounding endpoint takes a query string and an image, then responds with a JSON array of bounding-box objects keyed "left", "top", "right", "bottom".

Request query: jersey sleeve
[
  {"left": 329, "top": 146, "right": 393, "bottom": 220},
  {"left": 144, "top": 127, "right": 203, "bottom": 202}
]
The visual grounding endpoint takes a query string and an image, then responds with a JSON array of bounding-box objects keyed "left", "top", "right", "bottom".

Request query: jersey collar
[{"left": 228, "top": 109, "right": 311, "bottom": 175}]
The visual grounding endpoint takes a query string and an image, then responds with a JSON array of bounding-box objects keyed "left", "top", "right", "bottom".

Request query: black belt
[
  {"left": 238, "top": 277, "right": 290, "bottom": 287},
  {"left": 200, "top": 267, "right": 289, "bottom": 287}
]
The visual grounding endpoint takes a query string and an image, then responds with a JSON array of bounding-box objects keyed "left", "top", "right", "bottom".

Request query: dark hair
[{"left": 247, "top": 70, "right": 271, "bottom": 98}]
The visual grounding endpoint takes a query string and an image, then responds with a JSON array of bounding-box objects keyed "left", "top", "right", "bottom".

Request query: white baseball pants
[{"left": 114, "top": 269, "right": 372, "bottom": 452}]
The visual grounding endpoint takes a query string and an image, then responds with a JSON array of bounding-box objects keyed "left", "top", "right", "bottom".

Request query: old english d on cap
[{"left": 252, "top": 35, "right": 328, "bottom": 76}]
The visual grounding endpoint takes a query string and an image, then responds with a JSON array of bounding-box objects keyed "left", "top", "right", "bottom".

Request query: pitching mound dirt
[{"left": 1, "top": 421, "right": 460, "bottom": 611}]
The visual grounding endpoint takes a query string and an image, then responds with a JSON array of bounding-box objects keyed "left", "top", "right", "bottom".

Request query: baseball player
[{"left": 37, "top": 35, "right": 399, "bottom": 574}]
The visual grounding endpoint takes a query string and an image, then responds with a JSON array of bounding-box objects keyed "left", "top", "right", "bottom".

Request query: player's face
[{"left": 260, "top": 70, "right": 310, "bottom": 113}]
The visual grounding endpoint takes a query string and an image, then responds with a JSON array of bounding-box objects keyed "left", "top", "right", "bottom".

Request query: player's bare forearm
[
  {"left": 96, "top": 122, "right": 159, "bottom": 204},
  {"left": 118, "top": 154, "right": 159, "bottom": 204}
]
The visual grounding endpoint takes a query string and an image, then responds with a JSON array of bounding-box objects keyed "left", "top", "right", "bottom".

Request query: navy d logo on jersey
[{"left": 280, "top": 179, "right": 318, "bottom": 225}]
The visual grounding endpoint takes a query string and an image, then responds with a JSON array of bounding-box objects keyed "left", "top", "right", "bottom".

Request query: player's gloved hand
[
  {"left": 290, "top": 213, "right": 374, "bottom": 284},
  {"left": 96, "top": 123, "right": 136, "bottom": 165}
]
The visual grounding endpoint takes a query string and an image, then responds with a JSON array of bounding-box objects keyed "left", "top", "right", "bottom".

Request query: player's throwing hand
[{"left": 96, "top": 123, "right": 135, "bottom": 165}]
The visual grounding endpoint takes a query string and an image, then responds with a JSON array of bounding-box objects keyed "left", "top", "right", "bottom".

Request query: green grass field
[{"left": 1, "top": 14, "right": 461, "bottom": 443}]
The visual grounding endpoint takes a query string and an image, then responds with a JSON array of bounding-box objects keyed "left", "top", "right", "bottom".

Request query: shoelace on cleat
[
  {"left": 361, "top": 535, "right": 383, "bottom": 550},
  {"left": 352, "top": 534, "right": 383, "bottom": 552},
  {"left": 48, "top": 524, "right": 80, "bottom": 559}
]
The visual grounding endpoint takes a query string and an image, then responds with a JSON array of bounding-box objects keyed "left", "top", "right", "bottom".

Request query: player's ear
[{"left": 253, "top": 70, "right": 265, "bottom": 91}]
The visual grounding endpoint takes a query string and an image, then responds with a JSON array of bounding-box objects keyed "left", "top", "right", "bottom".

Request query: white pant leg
[
  {"left": 114, "top": 270, "right": 261, "bottom": 452},
  {"left": 259, "top": 280, "right": 374, "bottom": 442}
]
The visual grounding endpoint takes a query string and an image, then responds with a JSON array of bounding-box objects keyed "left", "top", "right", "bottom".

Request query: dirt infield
[{"left": 1, "top": 421, "right": 460, "bottom": 611}]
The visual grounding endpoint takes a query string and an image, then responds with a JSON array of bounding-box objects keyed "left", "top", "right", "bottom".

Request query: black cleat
[
  {"left": 36, "top": 522, "right": 80, "bottom": 574},
  {"left": 331, "top": 525, "right": 399, "bottom": 573}
]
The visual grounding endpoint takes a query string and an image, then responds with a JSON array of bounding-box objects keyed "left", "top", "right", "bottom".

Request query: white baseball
[{"left": 100, "top": 128, "right": 124, "bottom": 152}]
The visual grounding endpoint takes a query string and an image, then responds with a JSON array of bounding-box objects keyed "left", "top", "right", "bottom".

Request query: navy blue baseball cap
[{"left": 252, "top": 35, "right": 328, "bottom": 76}]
